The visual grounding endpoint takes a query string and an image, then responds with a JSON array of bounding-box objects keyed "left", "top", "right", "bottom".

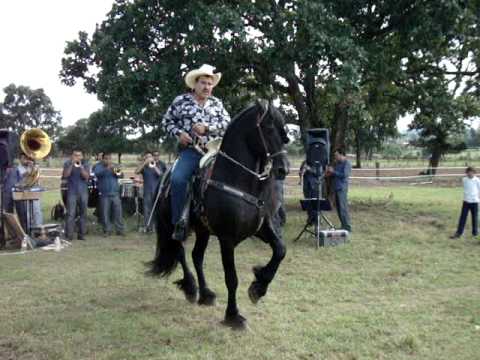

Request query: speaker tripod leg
[{"left": 294, "top": 222, "right": 310, "bottom": 242}]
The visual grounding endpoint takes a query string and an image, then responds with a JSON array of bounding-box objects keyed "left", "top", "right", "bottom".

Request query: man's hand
[
  {"left": 326, "top": 166, "right": 334, "bottom": 176},
  {"left": 192, "top": 123, "right": 208, "bottom": 136},
  {"left": 178, "top": 131, "right": 193, "bottom": 146}
]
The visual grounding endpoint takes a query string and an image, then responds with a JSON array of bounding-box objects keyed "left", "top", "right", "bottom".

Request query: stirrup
[{"left": 173, "top": 220, "right": 188, "bottom": 242}]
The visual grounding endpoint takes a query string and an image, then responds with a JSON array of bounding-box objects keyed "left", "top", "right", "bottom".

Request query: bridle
[{"left": 218, "top": 103, "right": 286, "bottom": 181}]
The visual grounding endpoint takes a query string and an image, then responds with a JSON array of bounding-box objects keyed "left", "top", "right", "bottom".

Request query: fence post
[{"left": 376, "top": 162, "right": 380, "bottom": 180}]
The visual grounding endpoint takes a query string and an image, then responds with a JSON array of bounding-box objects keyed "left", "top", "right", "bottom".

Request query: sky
[
  {"left": 0, "top": 1, "right": 415, "bottom": 132},
  {"left": 0, "top": 0, "right": 112, "bottom": 126}
]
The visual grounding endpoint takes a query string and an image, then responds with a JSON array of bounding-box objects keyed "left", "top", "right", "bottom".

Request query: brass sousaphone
[{"left": 19, "top": 128, "right": 52, "bottom": 187}]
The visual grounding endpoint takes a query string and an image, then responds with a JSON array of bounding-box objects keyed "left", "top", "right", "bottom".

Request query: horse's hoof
[
  {"left": 198, "top": 289, "right": 216, "bottom": 306},
  {"left": 248, "top": 281, "right": 266, "bottom": 304},
  {"left": 173, "top": 278, "right": 197, "bottom": 304},
  {"left": 222, "top": 314, "right": 247, "bottom": 331}
]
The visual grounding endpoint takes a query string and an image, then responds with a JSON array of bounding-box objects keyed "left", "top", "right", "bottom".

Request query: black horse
[{"left": 147, "top": 101, "right": 289, "bottom": 330}]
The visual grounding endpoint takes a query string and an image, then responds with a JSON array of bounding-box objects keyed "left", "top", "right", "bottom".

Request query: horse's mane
[
  {"left": 222, "top": 101, "right": 286, "bottom": 146},
  {"left": 221, "top": 102, "right": 260, "bottom": 144}
]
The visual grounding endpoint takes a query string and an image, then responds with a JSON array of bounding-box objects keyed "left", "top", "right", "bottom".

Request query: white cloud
[{"left": 0, "top": 0, "right": 113, "bottom": 127}]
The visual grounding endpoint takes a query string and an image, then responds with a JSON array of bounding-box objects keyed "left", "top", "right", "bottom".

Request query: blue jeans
[
  {"left": 100, "top": 195, "right": 124, "bottom": 233},
  {"left": 65, "top": 190, "right": 88, "bottom": 239},
  {"left": 335, "top": 189, "right": 352, "bottom": 232},
  {"left": 170, "top": 148, "right": 202, "bottom": 224},
  {"left": 456, "top": 201, "right": 478, "bottom": 236}
]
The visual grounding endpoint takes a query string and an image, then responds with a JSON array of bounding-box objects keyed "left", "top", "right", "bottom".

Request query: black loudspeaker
[
  {"left": 0, "top": 130, "right": 18, "bottom": 168},
  {"left": 306, "top": 128, "right": 330, "bottom": 170}
]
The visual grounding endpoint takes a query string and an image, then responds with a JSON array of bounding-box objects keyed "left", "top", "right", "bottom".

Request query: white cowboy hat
[{"left": 184, "top": 64, "right": 222, "bottom": 89}]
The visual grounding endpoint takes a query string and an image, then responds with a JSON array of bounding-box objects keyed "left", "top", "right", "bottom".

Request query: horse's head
[{"left": 247, "top": 101, "right": 290, "bottom": 180}]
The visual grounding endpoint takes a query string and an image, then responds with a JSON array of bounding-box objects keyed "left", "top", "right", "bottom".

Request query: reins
[{"left": 217, "top": 103, "right": 286, "bottom": 181}]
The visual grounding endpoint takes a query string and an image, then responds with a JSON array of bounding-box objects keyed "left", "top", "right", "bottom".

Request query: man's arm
[
  {"left": 208, "top": 102, "right": 231, "bottom": 137},
  {"left": 94, "top": 164, "right": 107, "bottom": 178},
  {"left": 62, "top": 161, "right": 73, "bottom": 178},
  {"left": 162, "top": 98, "right": 183, "bottom": 138},
  {"left": 331, "top": 161, "right": 351, "bottom": 180}
]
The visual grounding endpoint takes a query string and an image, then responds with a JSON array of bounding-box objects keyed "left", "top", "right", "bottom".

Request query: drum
[
  {"left": 121, "top": 197, "right": 144, "bottom": 216},
  {"left": 88, "top": 176, "right": 99, "bottom": 208},
  {"left": 120, "top": 180, "right": 135, "bottom": 198}
]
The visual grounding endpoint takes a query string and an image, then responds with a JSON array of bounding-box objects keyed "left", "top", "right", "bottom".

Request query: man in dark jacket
[
  {"left": 135, "top": 150, "right": 167, "bottom": 232},
  {"left": 327, "top": 149, "right": 352, "bottom": 232},
  {"left": 94, "top": 153, "right": 125, "bottom": 236},
  {"left": 62, "top": 149, "right": 90, "bottom": 240}
]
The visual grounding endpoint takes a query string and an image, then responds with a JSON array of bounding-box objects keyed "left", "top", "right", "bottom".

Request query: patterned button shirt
[{"left": 162, "top": 93, "right": 231, "bottom": 142}]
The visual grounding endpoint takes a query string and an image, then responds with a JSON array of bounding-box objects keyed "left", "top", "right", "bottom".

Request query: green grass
[{"left": 1, "top": 186, "right": 479, "bottom": 359}]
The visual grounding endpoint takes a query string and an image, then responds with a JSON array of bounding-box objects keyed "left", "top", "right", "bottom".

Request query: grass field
[{"left": 1, "top": 186, "right": 479, "bottom": 359}]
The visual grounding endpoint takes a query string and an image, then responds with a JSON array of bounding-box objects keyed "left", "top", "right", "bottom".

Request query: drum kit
[{"left": 119, "top": 178, "right": 144, "bottom": 218}]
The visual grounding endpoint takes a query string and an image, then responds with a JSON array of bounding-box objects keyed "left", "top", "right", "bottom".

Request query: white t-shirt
[{"left": 463, "top": 176, "right": 480, "bottom": 203}]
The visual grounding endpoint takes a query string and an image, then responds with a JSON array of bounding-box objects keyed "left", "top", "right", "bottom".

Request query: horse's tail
[
  {"left": 145, "top": 177, "right": 180, "bottom": 278},
  {"left": 146, "top": 233, "right": 181, "bottom": 277}
]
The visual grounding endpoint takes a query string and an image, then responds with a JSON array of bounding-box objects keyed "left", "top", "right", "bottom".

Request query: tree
[
  {"left": 86, "top": 107, "right": 134, "bottom": 164},
  {"left": 409, "top": 87, "right": 479, "bottom": 173},
  {"left": 0, "top": 84, "right": 62, "bottom": 139},
  {"left": 56, "top": 118, "right": 92, "bottom": 155},
  {"left": 60, "top": 0, "right": 480, "bottom": 156}
]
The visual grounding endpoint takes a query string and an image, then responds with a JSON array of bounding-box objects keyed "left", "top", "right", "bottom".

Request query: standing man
[
  {"left": 90, "top": 151, "right": 104, "bottom": 222},
  {"left": 451, "top": 167, "right": 480, "bottom": 239},
  {"left": 327, "top": 149, "right": 352, "bottom": 232},
  {"left": 15, "top": 153, "right": 43, "bottom": 230},
  {"left": 63, "top": 149, "right": 90, "bottom": 240},
  {"left": 135, "top": 150, "right": 167, "bottom": 232},
  {"left": 162, "top": 64, "right": 230, "bottom": 241},
  {"left": 94, "top": 153, "right": 125, "bottom": 236}
]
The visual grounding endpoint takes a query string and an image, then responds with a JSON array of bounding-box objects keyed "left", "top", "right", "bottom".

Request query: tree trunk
[
  {"left": 118, "top": 153, "right": 122, "bottom": 164},
  {"left": 429, "top": 149, "right": 442, "bottom": 175},
  {"left": 331, "top": 100, "right": 349, "bottom": 162},
  {"left": 354, "top": 129, "right": 362, "bottom": 168}
]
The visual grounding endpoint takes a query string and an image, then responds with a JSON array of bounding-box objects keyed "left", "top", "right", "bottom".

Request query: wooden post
[{"left": 376, "top": 162, "right": 380, "bottom": 180}]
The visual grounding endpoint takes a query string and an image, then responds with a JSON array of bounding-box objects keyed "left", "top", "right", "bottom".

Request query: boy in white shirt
[{"left": 451, "top": 167, "right": 480, "bottom": 238}]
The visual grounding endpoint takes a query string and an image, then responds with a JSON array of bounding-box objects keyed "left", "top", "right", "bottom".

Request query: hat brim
[{"left": 185, "top": 70, "right": 221, "bottom": 89}]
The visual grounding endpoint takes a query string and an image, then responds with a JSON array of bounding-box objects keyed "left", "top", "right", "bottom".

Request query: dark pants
[
  {"left": 143, "top": 190, "right": 155, "bottom": 231},
  {"left": 456, "top": 201, "right": 478, "bottom": 236},
  {"left": 66, "top": 191, "right": 88, "bottom": 239},
  {"left": 303, "top": 172, "right": 321, "bottom": 222},
  {"left": 100, "top": 195, "right": 124, "bottom": 233},
  {"left": 335, "top": 189, "right": 352, "bottom": 232},
  {"left": 170, "top": 149, "right": 201, "bottom": 225}
]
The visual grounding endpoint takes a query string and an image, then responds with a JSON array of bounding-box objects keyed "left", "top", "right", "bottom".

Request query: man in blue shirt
[
  {"left": 62, "top": 149, "right": 90, "bottom": 240},
  {"left": 327, "top": 149, "right": 352, "bottom": 232},
  {"left": 135, "top": 150, "right": 167, "bottom": 232},
  {"left": 94, "top": 153, "right": 125, "bottom": 236}
]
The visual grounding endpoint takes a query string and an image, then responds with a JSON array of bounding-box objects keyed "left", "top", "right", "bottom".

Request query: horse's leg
[
  {"left": 219, "top": 238, "right": 246, "bottom": 330},
  {"left": 173, "top": 244, "right": 198, "bottom": 303},
  {"left": 192, "top": 227, "right": 216, "bottom": 306},
  {"left": 248, "top": 222, "right": 286, "bottom": 304}
]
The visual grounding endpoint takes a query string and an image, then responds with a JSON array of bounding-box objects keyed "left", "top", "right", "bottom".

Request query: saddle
[{"left": 157, "top": 139, "right": 265, "bottom": 234}]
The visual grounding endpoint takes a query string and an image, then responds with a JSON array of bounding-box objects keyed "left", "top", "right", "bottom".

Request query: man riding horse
[{"left": 162, "top": 64, "right": 231, "bottom": 242}]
